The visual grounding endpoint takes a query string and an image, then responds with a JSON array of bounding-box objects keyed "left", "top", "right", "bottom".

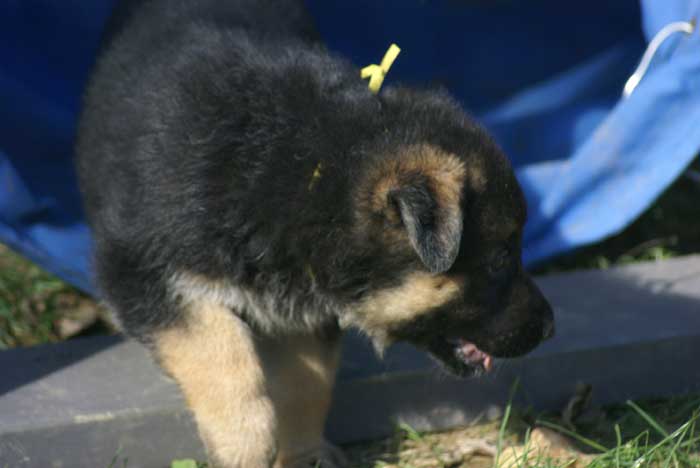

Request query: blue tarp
[{"left": 2, "top": 1, "right": 699, "bottom": 294}]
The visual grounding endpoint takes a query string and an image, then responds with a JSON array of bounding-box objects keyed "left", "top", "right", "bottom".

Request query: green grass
[
  {"left": 0, "top": 244, "right": 82, "bottom": 348},
  {"left": 508, "top": 393, "right": 700, "bottom": 468},
  {"left": 347, "top": 392, "right": 700, "bottom": 468},
  {"left": 170, "top": 460, "right": 206, "bottom": 468},
  {"left": 0, "top": 244, "right": 112, "bottom": 349},
  {"left": 526, "top": 399, "right": 700, "bottom": 468}
]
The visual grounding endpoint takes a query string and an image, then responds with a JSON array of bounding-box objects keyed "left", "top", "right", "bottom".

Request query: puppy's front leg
[
  {"left": 258, "top": 333, "right": 346, "bottom": 468},
  {"left": 153, "top": 301, "right": 277, "bottom": 468}
]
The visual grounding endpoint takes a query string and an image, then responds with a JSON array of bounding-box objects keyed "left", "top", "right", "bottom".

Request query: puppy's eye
[{"left": 488, "top": 248, "right": 510, "bottom": 276}]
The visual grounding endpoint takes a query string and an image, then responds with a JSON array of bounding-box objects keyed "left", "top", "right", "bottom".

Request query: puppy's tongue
[{"left": 454, "top": 339, "right": 493, "bottom": 372}]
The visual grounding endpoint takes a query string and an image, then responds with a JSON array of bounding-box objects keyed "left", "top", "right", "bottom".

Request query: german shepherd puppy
[{"left": 76, "top": 0, "right": 554, "bottom": 466}]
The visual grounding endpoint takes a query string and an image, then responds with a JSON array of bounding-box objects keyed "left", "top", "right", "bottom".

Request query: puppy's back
[
  {"left": 75, "top": 0, "right": 376, "bottom": 338},
  {"left": 76, "top": 0, "right": 325, "bottom": 239}
]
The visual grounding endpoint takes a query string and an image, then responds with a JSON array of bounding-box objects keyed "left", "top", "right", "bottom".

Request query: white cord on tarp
[{"left": 622, "top": 20, "right": 695, "bottom": 99}]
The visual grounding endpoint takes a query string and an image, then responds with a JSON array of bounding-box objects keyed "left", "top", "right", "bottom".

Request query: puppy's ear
[
  {"left": 357, "top": 145, "right": 468, "bottom": 272},
  {"left": 389, "top": 177, "right": 462, "bottom": 273}
]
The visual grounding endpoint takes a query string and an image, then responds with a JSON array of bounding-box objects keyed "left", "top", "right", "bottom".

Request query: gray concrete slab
[{"left": 1, "top": 255, "right": 700, "bottom": 467}]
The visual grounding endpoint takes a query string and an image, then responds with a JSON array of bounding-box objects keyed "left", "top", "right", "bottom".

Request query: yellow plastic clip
[
  {"left": 307, "top": 161, "right": 323, "bottom": 191},
  {"left": 361, "top": 43, "right": 401, "bottom": 94}
]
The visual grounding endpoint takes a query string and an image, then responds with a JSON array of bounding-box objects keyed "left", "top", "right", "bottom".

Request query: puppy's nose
[{"left": 542, "top": 318, "right": 555, "bottom": 341}]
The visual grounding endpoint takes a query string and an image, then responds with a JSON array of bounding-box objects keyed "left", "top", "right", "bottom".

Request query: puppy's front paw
[{"left": 276, "top": 440, "right": 349, "bottom": 468}]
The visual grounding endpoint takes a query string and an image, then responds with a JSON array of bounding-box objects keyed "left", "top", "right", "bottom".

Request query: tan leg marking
[
  {"left": 257, "top": 334, "right": 345, "bottom": 468},
  {"left": 154, "top": 301, "right": 276, "bottom": 468}
]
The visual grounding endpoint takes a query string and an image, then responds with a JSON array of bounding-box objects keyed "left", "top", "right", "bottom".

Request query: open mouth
[
  {"left": 447, "top": 337, "right": 493, "bottom": 374},
  {"left": 420, "top": 334, "right": 496, "bottom": 378}
]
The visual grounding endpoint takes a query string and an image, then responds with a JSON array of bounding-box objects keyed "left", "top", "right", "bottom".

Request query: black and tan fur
[{"left": 76, "top": 1, "right": 554, "bottom": 466}]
